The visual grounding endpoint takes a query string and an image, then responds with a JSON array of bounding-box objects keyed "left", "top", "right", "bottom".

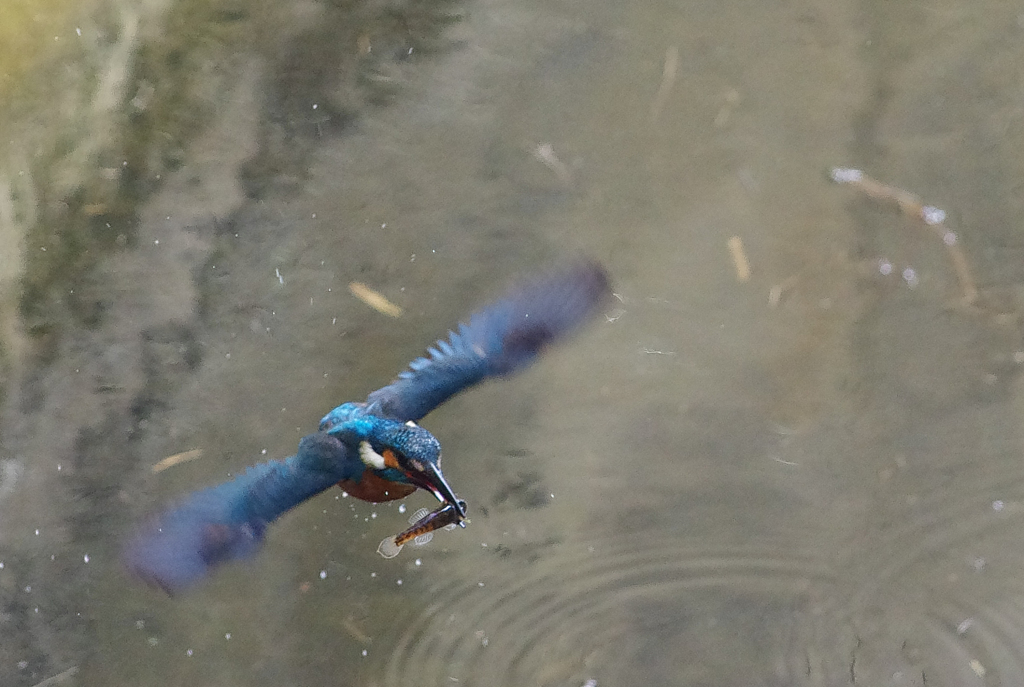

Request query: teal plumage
[{"left": 125, "top": 260, "right": 611, "bottom": 593}]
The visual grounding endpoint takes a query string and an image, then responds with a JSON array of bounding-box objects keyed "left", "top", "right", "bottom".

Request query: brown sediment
[{"left": 830, "top": 167, "right": 978, "bottom": 305}]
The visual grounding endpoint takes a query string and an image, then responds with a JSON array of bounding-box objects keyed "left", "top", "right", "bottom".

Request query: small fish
[
  {"left": 378, "top": 500, "right": 467, "bottom": 558},
  {"left": 396, "top": 500, "right": 467, "bottom": 546}
]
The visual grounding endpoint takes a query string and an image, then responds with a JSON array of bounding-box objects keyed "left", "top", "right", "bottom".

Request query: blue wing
[
  {"left": 366, "top": 259, "right": 611, "bottom": 422},
  {"left": 123, "top": 433, "right": 359, "bottom": 594}
]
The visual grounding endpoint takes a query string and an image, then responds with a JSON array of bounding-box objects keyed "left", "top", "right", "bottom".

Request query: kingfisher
[{"left": 124, "top": 260, "right": 611, "bottom": 593}]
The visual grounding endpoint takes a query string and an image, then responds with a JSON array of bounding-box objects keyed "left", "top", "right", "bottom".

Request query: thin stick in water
[{"left": 830, "top": 167, "right": 978, "bottom": 305}]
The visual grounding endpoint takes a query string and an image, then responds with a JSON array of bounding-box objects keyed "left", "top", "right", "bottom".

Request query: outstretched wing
[
  {"left": 366, "top": 259, "right": 611, "bottom": 422},
  {"left": 123, "top": 433, "right": 358, "bottom": 594}
]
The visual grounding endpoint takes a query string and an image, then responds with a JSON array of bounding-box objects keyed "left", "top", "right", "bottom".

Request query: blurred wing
[
  {"left": 123, "top": 433, "right": 356, "bottom": 594},
  {"left": 366, "top": 259, "right": 611, "bottom": 422}
]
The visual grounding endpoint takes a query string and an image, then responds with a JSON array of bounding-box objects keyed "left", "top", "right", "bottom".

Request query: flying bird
[{"left": 124, "top": 260, "right": 611, "bottom": 593}]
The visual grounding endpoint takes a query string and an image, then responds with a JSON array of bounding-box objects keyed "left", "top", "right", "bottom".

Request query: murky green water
[{"left": 3, "top": 0, "right": 1024, "bottom": 685}]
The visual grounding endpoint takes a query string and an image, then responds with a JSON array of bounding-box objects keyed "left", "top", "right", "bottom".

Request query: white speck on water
[
  {"left": 371, "top": 572, "right": 377, "bottom": 578},
  {"left": 24, "top": 586, "right": 30, "bottom": 592},
  {"left": 370, "top": 512, "right": 377, "bottom": 519},
  {"left": 477, "top": 582, "right": 484, "bottom": 587},
  {"left": 943, "top": 230, "right": 957, "bottom": 246},
  {"left": 398, "top": 504, "right": 406, "bottom": 514},
  {"left": 878, "top": 259, "right": 893, "bottom": 276},
  {"left": 276, "top": 268, "right": 284, "bottom": 284},
  {"left": 902, "top": 267, "right": 919, "bottom": 288},
  {"left": 225, "top": 633, "right": 232, "bottom": 640},
  {"left": 332, "top": 317, "right": 337, "bottom": 325},
  {"left": 362, "top": 649, "right": 368, "bottom": 657},
  {"left": 135, "top": 620, "right": 145, "bottom": 629},
  {"left": 186, "top": 649, "right": 193, "bottom": 657},
  {"left": 320, "top": 570, "right": 327, "bottom": 579},
  {"left": 312, "top": 103, "right": 318, "bottom": 110},
  {"left": 76, "top": 27, "right": 82, "bottom": 36},
  {"left": 922, "top": 206, "right": 946, "bottom": 225},
  {"left": 396, "top": 579, "right": 403, "bottom": 586},
  {"left": 83, "top": 554, "right": 89, "bottom": 563},
  {"left": 154, "top": 239, "right": 159, "bottom": 245},
  {"left": 415, "top": 559, "right": 422, "bottom": 566},
  {"left": 830, "top": 167, "right": 862, "bottom": 183},
  {"left": 0, "top": 562, "right": 4, "bottom": 569},
  {"left": 993, "top": 500, "right": 1005, "bottom": 511},
  {"left": 225, "top": 353, "right": 230, "bottom": 359},
  {"left": 261, "top": 449, "right": 267, "bottom": 455},
  {"left": 34, "top": 529, "right": 39, "bottom": 536},
  {"left": 957, "top": 618, "right": 973, "bottom": 635}
]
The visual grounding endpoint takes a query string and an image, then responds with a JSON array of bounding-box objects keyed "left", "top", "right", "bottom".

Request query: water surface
[{"left": 3, "top": 0, "right": 1024, "bottom": 685}]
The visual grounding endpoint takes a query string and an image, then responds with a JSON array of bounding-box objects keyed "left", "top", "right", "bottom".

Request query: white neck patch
[{"left": 359, "top": 441, "right": 387, "bottom": 470}]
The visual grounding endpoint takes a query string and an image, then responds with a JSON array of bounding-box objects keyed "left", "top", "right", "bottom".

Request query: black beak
[{"left": 396, "top": 457, "right": 467, "bottom": 518}]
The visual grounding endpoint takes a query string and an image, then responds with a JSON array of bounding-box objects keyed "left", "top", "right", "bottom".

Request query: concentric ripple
[
  {"left": 377, "top": 534, "right": 837, "bottom": 687},
  {"left": 373, "top": 473, "right": 1024, "bottom": 686},
  {"left": 817, "top": 471, "right": 1024, "bottom": 685}
]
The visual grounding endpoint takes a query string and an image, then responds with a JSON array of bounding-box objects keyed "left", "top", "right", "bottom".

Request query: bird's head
[
  {"left": 319, "top": 402, "right": 366, "bottom": 432},
  {"left": 332, "top": 417, "right": 466, "bottom": 518}
]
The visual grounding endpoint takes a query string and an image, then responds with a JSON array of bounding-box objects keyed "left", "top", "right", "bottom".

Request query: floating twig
[
  {"left": 349, "top": 282, "right": 403, "bottom": 317},
  {"left": 29, "top": 667, "right": 78, "bottom": 687},
  {"left": 152, "top": 449, "right": 202, "bottom": 473},
  {"left": 768, "top": 274, "right": 800, "bottom": 307},
  {"left": 727, "top": 236, "right": 751, "bottom": 283},
  {"left": 830, "top": 167, "right": 978, "bottom": 305},
  {"left": 713, "top": 89, "right": 741, "bottom": 129},
  {"left": 650, "top": 46, "right": 679, "bottom": 123},
  {"left": 533, "top": 143, "right": 573, "bottom": 185}
]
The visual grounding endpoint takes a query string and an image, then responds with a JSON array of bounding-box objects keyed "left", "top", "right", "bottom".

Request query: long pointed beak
[{"left": 396, "top": 458, "right": 466, "bottom": 518}]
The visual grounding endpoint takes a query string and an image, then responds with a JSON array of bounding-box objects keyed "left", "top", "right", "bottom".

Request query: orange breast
[{"left": 338, "top": 469, "right": 416, "bottom": 503}]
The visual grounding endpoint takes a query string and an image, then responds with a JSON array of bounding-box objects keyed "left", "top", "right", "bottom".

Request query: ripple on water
[
  {"left": 378, "top": 534, "right": 838, "bottom": 687},
  {"left": 818, "top": 470, "right": 1024, "bottom": 685},
  {"left": 376, "top": 476, "right": 1024, "bottom": 686}
]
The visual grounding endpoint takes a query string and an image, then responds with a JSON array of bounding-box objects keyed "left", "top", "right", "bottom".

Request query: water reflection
[{"left": 4, "top": 0, "right": 1024, "bottom": 685}]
